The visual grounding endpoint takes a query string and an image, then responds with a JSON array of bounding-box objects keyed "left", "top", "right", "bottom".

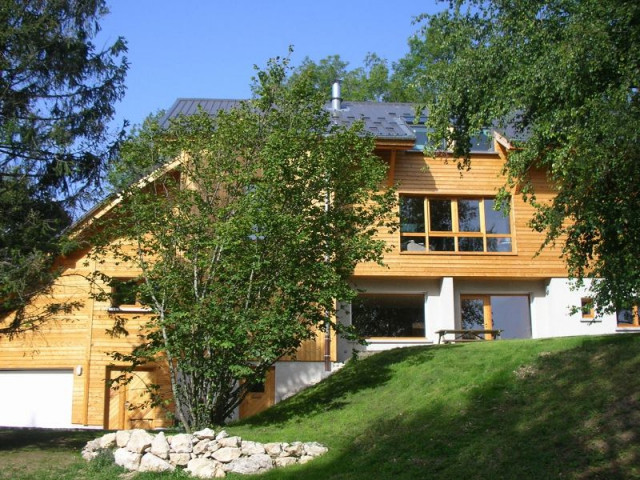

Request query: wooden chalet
[{"left": 0, "top": 86, "right": 633, "bottom": 428}]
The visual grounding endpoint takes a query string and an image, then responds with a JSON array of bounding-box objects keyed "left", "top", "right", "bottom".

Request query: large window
[
  {"left": 461, "top": 294, "right": 531, "bottom": 339},
  {"left": 352, "top": 293, "right": 425, "bottom": 338},
  {"left": 400, "top": 196, "right": 512, "bottom": 253}
]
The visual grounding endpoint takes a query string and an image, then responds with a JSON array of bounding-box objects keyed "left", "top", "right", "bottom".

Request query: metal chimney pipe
[{"left": 331, "top": 80, "right": 342, "bottom": 111}]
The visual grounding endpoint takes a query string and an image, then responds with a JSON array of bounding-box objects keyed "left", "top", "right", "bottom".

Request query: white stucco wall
[
  {"left": 334, "top": 276, "right": 626, "bottom": 364},
  {"left": 273, "top": 361, "right": 332, "bottom": 403},
  {"left": 536, "top": 278, "right": 616, "bottom": 338}
]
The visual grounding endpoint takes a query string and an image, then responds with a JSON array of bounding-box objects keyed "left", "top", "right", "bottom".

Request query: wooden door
[
  {"left": 106, "top": 369, "right": 156, "bottom": 430},
  {"left": 239, "top": 367, "right": 275, "bottom": 419}
]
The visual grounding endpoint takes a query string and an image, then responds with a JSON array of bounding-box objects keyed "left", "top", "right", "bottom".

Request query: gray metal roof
[
  {"left": 162, "top": 98, "right": 529, "bottom": 145},
  {"left": 161, "top": 98, "right": 242, "bottom": 127},
  {"left": 162, "top": 98, "right": 421, "bottom": 141},
  {"left": 328, "top": 101, "right": 418, "bottom": 140}
]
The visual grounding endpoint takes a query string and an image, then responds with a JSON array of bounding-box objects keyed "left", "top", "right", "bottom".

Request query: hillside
[
  {"left": 1, "top": 334, "right": 639, "bottom": 480},
  {"left": 228, "top": 334, "right": 640, "bottom": 480}
]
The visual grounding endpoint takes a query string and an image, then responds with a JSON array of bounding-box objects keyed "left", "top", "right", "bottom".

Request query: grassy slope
[
  {"left": 229, "top": 334, "right": 640, "bottom": 480},
  {"left": 1, "top": 334, "right": 639, "bottom": 479}
]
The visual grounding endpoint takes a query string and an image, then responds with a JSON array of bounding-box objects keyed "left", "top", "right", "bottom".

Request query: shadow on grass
[
  {"left": 253, "top": 334, "right": 640, "bottom": 480},
  {"left": 240, "top": 346, "right": 436, "bottom": 427},
  {"left": 0, "top": 428, "right": 101, "bottom": 451}
]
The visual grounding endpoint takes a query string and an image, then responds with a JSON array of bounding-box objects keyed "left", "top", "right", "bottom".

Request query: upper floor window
[
  {"left": 109, "top": 278, "right": 150, "bottom": 312},
  {"left": 399, "top": 195, "right": 512, "bottom": 253},
  {"left": 469, "top": 129, "right": 495, "bottom": 153},
  {"left": 405, "top": 119, "right": 493, "bottom": 153}
]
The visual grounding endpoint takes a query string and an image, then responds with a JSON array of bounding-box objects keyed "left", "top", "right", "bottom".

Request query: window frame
[
  {"left": 580, "top": 297, "right": 595, "bottom": 319},
  {"left": 351, "top": 293, "right": 426, "bottom": 340},
  {"left": 108, "top": 277, "right": 152, "bottom": 313},
  {"left": 399, "top": 195, "right": 514, "bottom": 254},
  {"left": 616, "top": 306, "right": 640, "bottom": 327}
]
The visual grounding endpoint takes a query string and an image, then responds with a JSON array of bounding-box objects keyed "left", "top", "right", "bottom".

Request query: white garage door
[{"left": 0, "top": 370, "right": 74, "bottom": 428}]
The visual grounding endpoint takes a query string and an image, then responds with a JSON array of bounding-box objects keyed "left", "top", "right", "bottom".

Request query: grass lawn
[{"left": 1, "top": 334, "right": 639, "bottom": 479}]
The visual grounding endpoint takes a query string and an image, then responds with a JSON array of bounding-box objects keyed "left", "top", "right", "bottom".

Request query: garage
[{"left": 0, "top": 370, "right": 74, "bottom": 428}]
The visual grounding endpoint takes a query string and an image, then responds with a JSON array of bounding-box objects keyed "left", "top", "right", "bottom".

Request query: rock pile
[{"left": 82, "top": 428, "right": 328, "bottom": 478}]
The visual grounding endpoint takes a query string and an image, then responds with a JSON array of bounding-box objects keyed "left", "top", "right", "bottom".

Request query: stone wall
[{"left": 82, "top": 428, "right": 328, "bottom": 478}]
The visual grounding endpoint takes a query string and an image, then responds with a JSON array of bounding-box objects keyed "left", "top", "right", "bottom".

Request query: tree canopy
[
  {"left": 0, "top": 0, "right": 127, "bottom": 335},
  {"left": 411, "top": 0, "right": 640, "bottom": 313},
  {"left": 91, "top": 56, "right": 396, "bottom": 429},
  {"left": 289, "top": 53, "right": 419, "bottom": 102}
]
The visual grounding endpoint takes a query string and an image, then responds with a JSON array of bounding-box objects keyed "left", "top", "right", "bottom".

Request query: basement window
[
  {"left": 580, "top": 298, "right": 594, "bottom": 319},
  {"left": 352, "top": 293, "right": 425, "bottom": 338},
  {"left": 617, "top": 306, "right": 640, "bottom": 327}
]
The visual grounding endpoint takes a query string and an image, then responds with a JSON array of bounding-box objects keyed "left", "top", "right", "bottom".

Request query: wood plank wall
[
  {"left": 0, "top": 146, "right": 566, "bottom": 426},
  {"left": 355, "top": 149, "right": 567, "bottom": 279}
]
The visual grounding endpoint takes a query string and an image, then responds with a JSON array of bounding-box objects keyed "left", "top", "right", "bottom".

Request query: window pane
[
  {"left": 470, "top": 130, "right": 494, "bottom": 152},
  {"left": 352, "top": 294, "right": 425, "bottom": 337},
  {"left": 487, "top": 237, "right": 512, "bottom": 252},
  {"left": 429, "top": 199, "right": 452, "bottom": 231},
  {"left": 491, "top": 296, "right": 532, "bottom": 339},
  {"left": 459, "top": 237, "right": 484, "bottom": 252},
  {"left": 401, "top": 236, "right": 427, "bottom": 252},
  {"left": 458, "top": 200, "right": 481, "bottom": 232},
  {"left": 617, "top": 309, "right": 635, "bottom": 325},
  {"left": 111, "top": 279, "right": 139, "bottom": 307},
  {"left": 411, "top": 125, "right": 427, "bottom": 151},
  {"left": 429, "top": 237, "right": 455, "bottom": 251},
  {"left": 400, "top": 196, "right": 425, "bottom": 233},
  {"left": 461, "top": 298, "right": 485, "bottom": 330},
  {"left": 484, "top": 199, "right": 511, "bottom": 234}
]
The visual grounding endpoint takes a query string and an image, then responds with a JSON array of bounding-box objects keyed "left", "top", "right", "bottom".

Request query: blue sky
[{"left": 97, "top": 1, "right": 443, "bottom": 130}]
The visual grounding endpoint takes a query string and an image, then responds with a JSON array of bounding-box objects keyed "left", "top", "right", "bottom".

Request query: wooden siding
[
  {"left": 0, "top": 247, "right": 174, "bottom": 428},
  {"left": 0, "top": 146, "right": 565, "bottom": 426},
  {"left": 0, "top": 241, "right": 333, "bottom": 427},
  {"left": 355, "top": 150, "right": 567, "bottom": 279}
]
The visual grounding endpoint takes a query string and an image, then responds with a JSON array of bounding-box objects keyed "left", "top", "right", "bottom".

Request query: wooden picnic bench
[{"left": 436, "top": 329, "right": 503, "bottom": 344}]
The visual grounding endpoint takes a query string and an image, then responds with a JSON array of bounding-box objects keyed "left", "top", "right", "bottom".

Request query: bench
[{"left": 436, "top": 329, "right": 502, "bottom": 344}]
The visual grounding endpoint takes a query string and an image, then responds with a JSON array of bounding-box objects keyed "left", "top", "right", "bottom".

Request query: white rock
[
  {"left": 139, "top": 452, "right": 175, "bottom": 473},
  {"left": 116, "top": 430, "right": 132, "bottom": 447},
  {"left": 186, "top": 458, "right": 226, "bottom": 479},
  {"left": 193, "top": 427, "right": 216, "bottom": 439},
  {"left": 150, "top": 431, "right": 170, "bottom": 459},
  {"left": 284, "top": 442, "right": 304, "bottom": 457},
  {"left": 114, "top": 448, "right": 142, "bottom": 470},
  {"left": 217, "top": 436, "right": 241, "bottom": 448},
  {"left": 304, "top": 442, "right": 329, "bottom": 457},
  {"left": 81, "top": 438, "right": 101, "bottom": 461},
  {"left": 207, "top": 441, "right": 221, "bottom": 453},
  {"left": 99, "top": 432, "right": 117, "bottom": 449},
  {"left": 211, "top": 447, "right": 242, "bottom": 463},
  {"left": 170, "top": 433, "right": 193, "bottom": 453},
  {"left": 228, "top": 454, "right": 273, "bottom": 474},
  {"left": 81, "top": 450, "right": 97, "bottom": 461},
  {"left": 169, "top": 452, "right": 191, "bottom": 466},
  {"left": 264, "top": 442, "right": 283, "bottom": 456},
  {"left": 299, "top": 455, "right": 315, "bottom": 464},
  {"left": 126, "top": 429, "right": 154, "bottom": 454},
  {"left": 275, "top": 456, "right": 298, "bottom": 468},
  {"left": 215, "top": 430, "right": 229, "bottom": 440},
  {"left": 193, "top": 439, "right": 213, "bottom": 455},
  {"left": 241, "top": 440, "right": 266, "bottom": 455}
]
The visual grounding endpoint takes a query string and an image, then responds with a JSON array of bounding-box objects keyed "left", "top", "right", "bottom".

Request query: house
[{"left": 0, "top": 86, "right": 634, "bottom": 429}]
